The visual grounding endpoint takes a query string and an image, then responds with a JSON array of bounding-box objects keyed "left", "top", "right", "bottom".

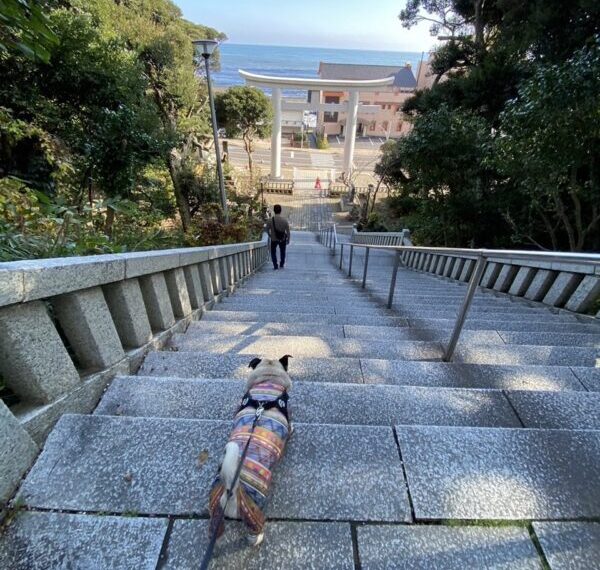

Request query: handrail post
[
  {"left": 339, "top": 243, "right": 344, "bottom": 269},
  {"left": 348, "top": 245, "right": 354, "bottom": 277},
  {"left": 387, "top": 250, "right": 401, "bottom": 309},
  {"left": 443, "top": 255, "right": 487, "bottom": 362},
  {"left": 362, "top": 247, "right": 370, "bottom": 288}
]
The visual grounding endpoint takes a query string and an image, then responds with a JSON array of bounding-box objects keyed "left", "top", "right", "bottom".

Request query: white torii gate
[{"left": 239, "top": 70, "right": 395, "bottom": 179}]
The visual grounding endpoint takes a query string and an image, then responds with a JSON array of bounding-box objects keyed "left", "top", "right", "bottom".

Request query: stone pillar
[
  {"left": 183, "top": 265, "right": 205, "bottom": 310},
  {"left": 198, "top": 262, "right": 214, "bottom": 302},
  {"left": 103, "top": 279, "right": 152, "bottom": 348},
  {"left": 343, "top": 90, "right": 360, "bottom": 176},
  {"left": 164, "top": 268, "right": 192, "bottom": 318},
  {"left": 271, "top": 87, "right": 282, "bottom": 179},
  {"left": 139, "top": 273, "right": 176, "bottom": 332},
  {"left": 53, "top": 287, "right": 125, "bottom": 370},
  {"left": 0, "top": 400, "right": 38, "bottom": 502},
  {"left": 0, "top": 301, "right": 80, "bottom": 404}
]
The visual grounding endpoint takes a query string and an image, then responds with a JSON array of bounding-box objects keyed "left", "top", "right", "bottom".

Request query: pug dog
[{"left": 208, "top": 355, "right": 293, "bottom": 546}]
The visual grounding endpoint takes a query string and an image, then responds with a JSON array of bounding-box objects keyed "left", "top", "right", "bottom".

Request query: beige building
[{"left": 315, "top": 62, "right": 418, "bottom": 138}]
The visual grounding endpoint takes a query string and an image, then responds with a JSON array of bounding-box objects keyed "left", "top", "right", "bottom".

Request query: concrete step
[
  {"left": 169, "top": 333, "right": 444, "bottom": 360},
  {"left": 215, "top": 303, "right": 395, "bottom": 316},
  {"left": 188, "top": 320, "right": 345, "bottom": 338},
  {"left": 344, "top": 325, "right": 600, "bottom": 347},
  {"left": 357, "top": 525, "right": 541, "bottom": 570},
  {"left": 171, "top": 332, "right": 598, "bottom": 366},
  {"left": 361, "top": 360, "right": 586, "bottom": 392},
  {"left": 410, "top": 317, "right": 600, "bottom": 333},
  {"left": 96, "top": 376, "right": 521, "bottom": 428},
  {"left": 0, "top": 511, "right": 167, "bottom": 570},
  {"left": 202, "top": 310, "right": 409, "bottom": 327},
  {"left": 139, "top": 352, "right": 587, "bottom": 392},
  {"left": 570, "top": 367, "right": 600, "bottom": 391},
  {"left": 498, "top": 331, "right": 600, "bottom": 347},
  {"left": 17, "top": 414, "right": 411, "bottom": 522},
  {"left": 218, "top": 298, "right": 382, "bottom": 311},
  {"left": 0, "top": 514, "right": 355, "bottom": 570},
  {"left": 162, "top": 520, "right": 354, "bottom": 570},
  {"left": 140, "top": 351, "right": 363, "bottom": 384},
  {"left": 453, "top": 344, "right": 599, "bottom": 367},
  {"left": 343, "top": 325, "right": 503, "bottom": 344},
  {"left": 533, "top": 522, "right": 600, "bottom": 570},
  {"left": 397, "top": 425, "right": 600, "bottom": 520},
  {"left": 506, "top": 390, "right": 600, "bottom": 430}
]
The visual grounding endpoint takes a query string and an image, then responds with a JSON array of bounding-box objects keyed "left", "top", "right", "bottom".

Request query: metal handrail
[
  {"left": 342, "top": 243, "right": 600, "bottom": 266},
  {"left": 334, "top": 242, "right": 600, "bottom": 362}
]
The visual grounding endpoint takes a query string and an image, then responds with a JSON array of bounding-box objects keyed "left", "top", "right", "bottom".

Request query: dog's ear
[
  {"left": 279, "top": 354, "right": 293, "bottom": 371},
  {"left": 248, "top": 357, "right": 262, "bottom": 369}
]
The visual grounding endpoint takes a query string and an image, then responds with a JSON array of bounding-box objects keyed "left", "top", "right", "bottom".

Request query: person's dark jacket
[{"left": 267, "top": 214, "right": 290, "bottom": 243}]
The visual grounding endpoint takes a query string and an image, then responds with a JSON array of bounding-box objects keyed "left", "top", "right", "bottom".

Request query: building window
[
  {"left": 396, "top": 120, "right": 403, "bottom": 132},
  {"left": 324, "top": 95, "right": 339, "bottom": 123},
  {"left": 382, "top": 120, "right": 389, "bottom": 132},
  {"left": 369, "top": 121, "right": 376, "bottom": 131}
]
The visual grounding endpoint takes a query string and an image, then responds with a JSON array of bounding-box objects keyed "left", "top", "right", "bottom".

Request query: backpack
[{"left": 271, "top": 218, "right": 286, "bottom": 242}]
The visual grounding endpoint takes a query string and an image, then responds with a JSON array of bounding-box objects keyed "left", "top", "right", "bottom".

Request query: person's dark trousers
[{"left": 270, "top": 240, "right": 287, "bottom": 268}]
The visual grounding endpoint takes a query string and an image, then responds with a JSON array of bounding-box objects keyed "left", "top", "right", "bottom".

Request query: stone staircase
[
  {"left": 263, "top": 190, "right": 339, "bottom": 231},
  {"left": 1, "top": 231, "right": 600, "bottom": 569}
]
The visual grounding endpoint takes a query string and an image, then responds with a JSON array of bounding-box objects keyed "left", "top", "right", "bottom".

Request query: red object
[{"left": 314, "top": 177, "right": 322, "bottom": 190}]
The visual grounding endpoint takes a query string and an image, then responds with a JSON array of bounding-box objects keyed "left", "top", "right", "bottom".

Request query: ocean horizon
[{"left": 213, "top": 43, "right": 426, "bottom": 97}]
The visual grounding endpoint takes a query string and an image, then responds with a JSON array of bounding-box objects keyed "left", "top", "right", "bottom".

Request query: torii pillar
[
  {"left": 270, "top": 87, "right": 282, "bottom": 179},
  {"left": 238, "top": 70, "right": 394, "bottom": 181},
  {"left": 343, "top": 90, "right": 360, "bottom": 176}
]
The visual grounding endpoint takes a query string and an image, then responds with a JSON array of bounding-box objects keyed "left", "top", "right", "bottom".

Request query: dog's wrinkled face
[{"left": 246, "top": 355, "right": 293, "bottom": 390}]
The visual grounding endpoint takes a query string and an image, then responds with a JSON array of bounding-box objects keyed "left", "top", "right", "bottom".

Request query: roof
[{"left": 318, "top": 62, "right": 417, "bottom": 89}]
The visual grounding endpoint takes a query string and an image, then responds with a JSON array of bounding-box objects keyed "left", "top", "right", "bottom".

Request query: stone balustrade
[
  {"left": 0, "top": 238, "right": 268, "bottom": 503},
  {"left": 351, "top": 228, "right": 413, "bottom": 247},
  {"left": 398, "top": 249, "right": 600, "bottom": 315}
]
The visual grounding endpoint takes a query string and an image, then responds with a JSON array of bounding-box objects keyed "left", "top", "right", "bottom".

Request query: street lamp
[{"left": 193, "top": 39, "right": 229, "bottom": 223}]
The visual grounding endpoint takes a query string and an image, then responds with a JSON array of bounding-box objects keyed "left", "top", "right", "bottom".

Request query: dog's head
[{"left": 246, "top": 355, "right": 293, "bottom": 391}]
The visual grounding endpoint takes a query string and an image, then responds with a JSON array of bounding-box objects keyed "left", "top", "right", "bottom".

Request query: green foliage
[
  {"left": 215, "top": 86, "right": 271, "bottom": 172},
  {"left": 315, "top": 132, "right": 329, "bottom": 150},
  {"left": 494, "top": 40, "right": 600, "bottom": 251},
  {"left": 0, "top": 0, "right": 262, "bottom": 261},
  {"left": 0, "top": 0, "right": 58, "bottom": 61},
  {"left": 380, "top": 0, "right": 600, "bottom": 251}
]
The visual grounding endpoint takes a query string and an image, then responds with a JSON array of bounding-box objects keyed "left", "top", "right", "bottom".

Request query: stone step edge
[
  {"left": 44, "top": 412, "right": 600, "bottom": 435},
  {"left": 169, "top": 333, "right": 599, "bottom": 354}
]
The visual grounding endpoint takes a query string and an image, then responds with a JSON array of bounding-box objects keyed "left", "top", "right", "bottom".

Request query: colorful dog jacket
[{"left": 208, "top": 381, "right": 290, "bottom": 538}]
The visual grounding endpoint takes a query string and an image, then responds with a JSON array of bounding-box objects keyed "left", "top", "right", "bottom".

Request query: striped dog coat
[{"left": 208, "top": 381, "right": 291, "bottom": 538}]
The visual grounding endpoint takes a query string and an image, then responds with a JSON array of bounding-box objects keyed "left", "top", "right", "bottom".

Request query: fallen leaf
[{"left": 198, "top": 450, "right": 209, "bottom": 467}]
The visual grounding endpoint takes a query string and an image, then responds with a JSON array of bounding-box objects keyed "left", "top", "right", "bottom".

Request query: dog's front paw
[{"left": 246, "top": 532, "right": 264, "bottom": 547}]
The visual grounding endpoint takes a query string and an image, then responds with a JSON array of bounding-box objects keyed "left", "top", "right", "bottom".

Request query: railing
[
  {"left": 351, "top": 227, "right": 413, "bottom": 247},
  {"left": 0, "top": 237, "right": 269, "bottom": 502},
  {"left": 330, "top": 242, "right": 600, "bottom": 363},
  {"left": 317, "top": 223, "right": 339, "bottom": 253},
  {"left": 259, "top": 179, "right": 294, "bottom": 194}
]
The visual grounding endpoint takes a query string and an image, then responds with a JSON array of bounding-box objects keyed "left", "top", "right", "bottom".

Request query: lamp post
[{"left": 193, "top": 39, "right": 228, "bottom": 223}]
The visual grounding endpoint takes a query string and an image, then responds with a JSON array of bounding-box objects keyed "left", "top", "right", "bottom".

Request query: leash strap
[{"left": 199, "top": 405, "right": 264, "bottom": 570}]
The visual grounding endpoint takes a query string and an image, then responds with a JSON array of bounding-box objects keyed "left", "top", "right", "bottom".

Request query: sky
[{"left": 173, "top": 0, "right": 437, "bottom": 52}]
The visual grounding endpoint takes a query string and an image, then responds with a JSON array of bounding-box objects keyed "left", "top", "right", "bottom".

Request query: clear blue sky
[{"left": 173, "top": 0, "right": 436, "bottom": 52}]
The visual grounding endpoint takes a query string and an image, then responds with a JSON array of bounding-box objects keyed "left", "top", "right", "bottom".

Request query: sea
[{"left": 213, "top": 43, "right": 425, "bottom": 98}]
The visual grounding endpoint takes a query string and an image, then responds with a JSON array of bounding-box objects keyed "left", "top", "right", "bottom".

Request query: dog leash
[{"left": 199, "top": 404, "right": 264, "bottom": 570}]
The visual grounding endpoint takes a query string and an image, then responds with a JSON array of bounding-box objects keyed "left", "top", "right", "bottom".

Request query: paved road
[{"left": 226, "top": 144, "right": 379, "bottom": 174}]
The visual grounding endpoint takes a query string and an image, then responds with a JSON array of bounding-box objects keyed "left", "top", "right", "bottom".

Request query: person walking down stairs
[{"left": 268, "top": 204, "right": 290, "bottom": 270}]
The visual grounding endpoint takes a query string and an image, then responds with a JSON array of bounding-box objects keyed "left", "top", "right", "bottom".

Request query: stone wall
[{"left": 0, "top": 239, "right": 268, "bottom": 503}]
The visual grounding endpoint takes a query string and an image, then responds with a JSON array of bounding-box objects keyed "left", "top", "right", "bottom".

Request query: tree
[
  {"left": 72, "top": 0, "right": 226, "bottom": 231},
  {"left": 380, "top": 0, "right": 600, "bottom": 250},
  {"left": 215, "top": 86, "right": 271, "bottom": 174},
  {"left": 0, "top": 0, "right": 58, "bottom": 61},
  {"left": 494, "top": 39, "right": 600, "bottom": 251}
]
